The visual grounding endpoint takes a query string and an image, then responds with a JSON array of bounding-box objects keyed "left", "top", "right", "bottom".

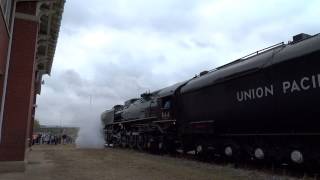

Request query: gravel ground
[{"left": 0, "top": 145, "right": 309, "bottom": 180}]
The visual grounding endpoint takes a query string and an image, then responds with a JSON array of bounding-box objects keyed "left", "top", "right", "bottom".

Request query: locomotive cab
[
  {"left": 159, "top": 97, "right": 173, "bottom": 120},
  {"left": 157, "top": 81, "right": 188, "bottom": 122}
]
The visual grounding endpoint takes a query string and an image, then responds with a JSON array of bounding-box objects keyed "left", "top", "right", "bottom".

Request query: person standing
[
  {"left": 32, "top": 134, "right": 37, "bottom": 145},
  {"left": 62, "top": 134, "right": 67, "bottom": 144}
]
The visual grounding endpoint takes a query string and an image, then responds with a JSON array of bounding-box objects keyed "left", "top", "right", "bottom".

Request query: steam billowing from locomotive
[
  {"left": 76, "top": 103, "right": 105, "bottom": 149},
  {"left": 101, "top": 33, "right": 320, "bottom": 165}
]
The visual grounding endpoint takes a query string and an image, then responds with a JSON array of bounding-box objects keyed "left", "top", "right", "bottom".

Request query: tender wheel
[
  {"left": 254, "top": 148, "right": 265, "bottom": 160},
  {"left": 290, "top": 150, "right": 304, "bottom": 164},
  {"left": 224, "top": 146, "right": 233, "bottom": 157},
  {"left": 222, "top": 142, "right": 241, "bottom": 160}
]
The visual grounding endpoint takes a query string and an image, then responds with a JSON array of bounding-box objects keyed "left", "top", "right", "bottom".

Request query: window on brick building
[{"left": 1, "top": 0, "right": 13, "bottom": 28}]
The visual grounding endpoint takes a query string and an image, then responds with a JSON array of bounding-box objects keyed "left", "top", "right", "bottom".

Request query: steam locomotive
[{"left": 102, "top": 33, "right": 320, "bottom": 165}]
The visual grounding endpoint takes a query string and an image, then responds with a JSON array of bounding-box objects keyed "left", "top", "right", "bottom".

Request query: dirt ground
[{"left": 0, "top": 145, "right": 306, "bottom": 180}]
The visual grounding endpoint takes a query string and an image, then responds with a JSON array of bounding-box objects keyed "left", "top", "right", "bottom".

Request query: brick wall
[
  {"left": 0, "top": 10, "right": 9, "bottom": 107},
  {"left": 0, "top": 1, "right": 38, "bottom": 161}
]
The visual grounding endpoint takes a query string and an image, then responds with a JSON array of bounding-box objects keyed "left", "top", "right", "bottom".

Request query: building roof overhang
[{"left": 35, "top": 0, "right": 65, "bottom": 94}]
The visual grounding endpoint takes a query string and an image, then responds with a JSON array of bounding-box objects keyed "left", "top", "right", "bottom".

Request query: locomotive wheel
[
  {"left": 158, "top": 142, "right": 164, "bottom": 150},
  {"left": 195, "top": 144, "right": 207, "bottom": 155},
  {"left": 224, "top": 146, "right": 233, "bottom": 157},
  {"left": 129, "top": 135, "right": 136, "bottom": 149},
  {"left": 143, "top": 135, "right": 148, "bottom": 149},
  {"left": 137, "top": 135, "right": 144, "bottom": 151},
  {"left": 146, "top": 137, "right": 155, "bottom": 152},
  {"left": 147, "top": 141, "right": 152, "bottom": 149},
  {"left": 222, "top": 142, "right": 241, "bottom": 160},
  {"left": 196, "top": 145, "right": 203, "bottom": 154},
  {"left": 290, "top": 149, "right": 304, "bottom": 164},
  {"left": 253, "top": 147, "right": 265, "bottom": 160},
  {"left": 120, "top": 135, "right": 127, "bottom": 148},
  {"left": 157, "top": 141, "right": 164, "bottom": 154},
  {"left": 157, "top": 136, "right": 166, "bottom": 154},
  {"left": 195, "top": 144, "right": 209, "bottom": 160}
]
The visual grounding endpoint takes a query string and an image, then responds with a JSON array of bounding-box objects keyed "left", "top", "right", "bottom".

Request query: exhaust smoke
[{"left": 75, "top": 112, "right": 105, "bottom": 149}]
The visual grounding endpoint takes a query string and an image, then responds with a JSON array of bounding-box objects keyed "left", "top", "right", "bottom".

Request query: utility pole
[
  {"left": 60, "top": 113, "right": 63, "bottom": 134},
  {"left": 89, "top": 95, "right": 92, "bottom": 107}
]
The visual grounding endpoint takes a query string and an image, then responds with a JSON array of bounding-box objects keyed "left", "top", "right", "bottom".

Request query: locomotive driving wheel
[
  {"left": 128, "top": 134, "right": 135, "bottom": 149},
  {"left": 158, "top": 141, "right": 164, "bottom": 151},
  {"left": 120, "top": 134, "right": 127, "bottom": 148},
  {"left": 137, "top": 134, "right": 144, "bottom": 151},
  {"left": 146, "top": 136, "right": 156, "bottom": 152},
  {"left": 157, "top": 136, "right": 167, "bottom": 154}
]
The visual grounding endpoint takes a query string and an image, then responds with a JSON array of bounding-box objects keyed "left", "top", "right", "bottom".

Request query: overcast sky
[{"left": 35, "top": 0, "right": 320, "bottom": 126}]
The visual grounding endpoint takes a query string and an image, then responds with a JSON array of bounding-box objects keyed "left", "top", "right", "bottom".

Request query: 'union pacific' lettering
[
  {"left": 236, "top": 74, "right": 320, "bottom": 102},
  {"left": 282, "top": 74, "right": 320, "bottom": 94},
  {"left": 237, "top": 85, "right": 274, "bottom": 102}
]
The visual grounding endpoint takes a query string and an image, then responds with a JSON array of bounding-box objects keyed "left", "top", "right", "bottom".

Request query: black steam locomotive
[{"left": 102, "top": 33, "right": 320, "bottom": 165}]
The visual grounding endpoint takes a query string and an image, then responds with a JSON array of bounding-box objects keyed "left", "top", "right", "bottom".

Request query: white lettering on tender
[
  {"left": 236, "top": 91, "right": 244, "bottom": 102},
  {"left": 244, "top": 90, "right": 252, "bottom": 100},
  {"left": 282, "top": 75, "right": 320, "bottom": 94},
  {"left": 283, "top": 81, "right": 291, "bottom": 94},
  {"left": 300, "top": 77, "right": 310, "bottom": 90},
  {"left": 256, "top": 87, "right": 264, "bottom": 98},
  {"left": 312, "top": 75, "right": 317, "bottom": 88},
  {"left": 236, "top": 85, "right": 274, "bottom": 102},
  {"left": 265, "top": 85, "right": 274, "bottom": 96},
  {"left": 236, "top": 74, "right": 320, "bottom": 103},
  {"left": 291, "top": 80, "right": 301, "bottom": 92}
]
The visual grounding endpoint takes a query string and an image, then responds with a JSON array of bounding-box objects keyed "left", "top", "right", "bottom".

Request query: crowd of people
[{"left": 32, "top": 133, "right": 74, "bottom": 145}]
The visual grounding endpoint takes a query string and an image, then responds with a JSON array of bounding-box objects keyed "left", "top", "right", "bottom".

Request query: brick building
[{"left": 0, "top": 0, "right": 65, "bottom": 171}]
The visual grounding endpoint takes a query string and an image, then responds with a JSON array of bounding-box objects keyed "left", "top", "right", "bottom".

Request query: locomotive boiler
[{"left": 102, "top": 33, "right": 320, "bottom": 165}]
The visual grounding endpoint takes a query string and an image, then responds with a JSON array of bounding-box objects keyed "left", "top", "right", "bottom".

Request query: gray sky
[{"left": 35, "top": 0, "right": 320, "bottom": 126}]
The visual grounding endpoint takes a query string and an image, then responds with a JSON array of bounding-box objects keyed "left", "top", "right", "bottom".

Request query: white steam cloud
[
  {"left": 74, "top": 96, "right": 105, "bottom": 149},
  {"left": 75, "top": 113, "right": 105, "bottom": 149}
]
